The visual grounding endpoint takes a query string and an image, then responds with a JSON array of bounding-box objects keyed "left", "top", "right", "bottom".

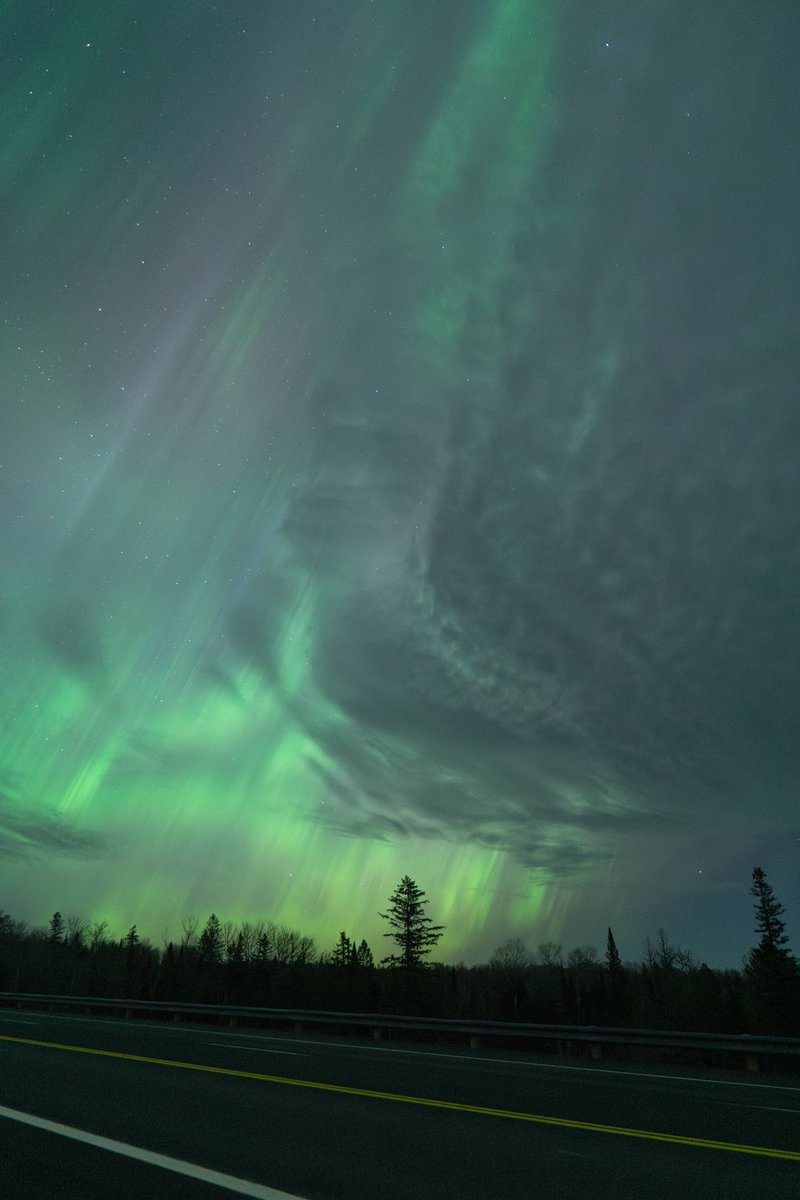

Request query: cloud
[
  {"left": 0, "top": 795, "right": 109, "bottom": 860},
  {"left": 227, "top": 209, "right": 800, "bottom": 877}
]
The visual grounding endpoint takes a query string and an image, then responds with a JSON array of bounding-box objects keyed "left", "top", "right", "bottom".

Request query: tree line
[{"left": 1, "top": 869, "right": 797, "bottom": 1037}]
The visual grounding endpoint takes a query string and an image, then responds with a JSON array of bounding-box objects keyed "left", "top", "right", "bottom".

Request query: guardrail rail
[{"left": 1, "top": 991, "right": 797, "bottom": 1073}]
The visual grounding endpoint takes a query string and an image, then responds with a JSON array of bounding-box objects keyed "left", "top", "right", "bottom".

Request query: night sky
[{"left": 2, "top": 1, "right": 799, "bottom": 968}]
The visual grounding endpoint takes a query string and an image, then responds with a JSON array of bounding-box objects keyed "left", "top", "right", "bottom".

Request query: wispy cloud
[{"left": 0, "top": 796, "right": 109, "bottom": 860}]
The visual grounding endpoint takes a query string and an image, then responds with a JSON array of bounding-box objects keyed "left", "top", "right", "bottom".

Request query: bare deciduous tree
[
  {"left": 535, "top": 941, "right": 563, "bottom": 967},
  {"left": 567, "top": 945, "right": 599, "bottom": 969},
  {"left": 489, "top": 937, "right": 529, "bottom": 973},
  {"left": 66, "top": 915, "right": 90, "bottom": 947},
  {"left": 88, "top": 920, "right": 109, "bottom": 951},
  {"left": 180, "top": 915, "right": 198, "bottom": 947}
]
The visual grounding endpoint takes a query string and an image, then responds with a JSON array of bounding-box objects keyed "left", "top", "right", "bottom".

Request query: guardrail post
[
  {"left": 590, "top": 1044, "right": 602, "bottom": 1061},
  {"left": 470, "top": 1035, "right": 480, "bottom": 1049},
  {"left": 372, "top": 1028, "right": 382, "bottom": 1041},
  {"left": 229, "top": 1017, "right": 237, "bottom": 1028}
]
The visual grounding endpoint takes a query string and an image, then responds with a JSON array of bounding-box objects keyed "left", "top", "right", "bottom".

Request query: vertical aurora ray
[{"left": 0, "top": 0, "right": 557, "bottom": 957}]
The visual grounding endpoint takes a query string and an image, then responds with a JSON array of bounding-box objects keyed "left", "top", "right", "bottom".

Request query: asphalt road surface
[{"left": 1, "top": 1008, "right": 798, "bottom": 1198}]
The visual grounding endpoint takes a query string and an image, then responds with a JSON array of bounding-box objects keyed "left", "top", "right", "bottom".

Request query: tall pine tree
[
  {"left": 331, "top": 931, "right": 352, "bottom": 967},
  {"left": 605, "top": 927, "right": 623, "bottom": 974},
  {"left": 745, "top": 867, "right": 799, "bottom": 1034},
  {"left": 356, "top": 939, "right": 374, "bottom": 969},
  {"left": 379, "top": 876, "right": 445, "bottom": 970},
  {"left": 199, "top": 913, "right": 224, "bottom": 962},
  {"left": 604, "top": 926, "right": 630, "bottom": 1025}
]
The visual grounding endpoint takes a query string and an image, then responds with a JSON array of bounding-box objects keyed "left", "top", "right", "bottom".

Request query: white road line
[
  {"left": 0, "top": 1105, "right": 305, "bottom": 1199},
  {"left": 0, "top": 1018, "right": 39, "bottom": 1024},
  {"left": 208, "top": 1033, "right": 800, "bottom": 1094},
  {"left": 204, "top": 1043, "right": 306, "bottom": 1056}
]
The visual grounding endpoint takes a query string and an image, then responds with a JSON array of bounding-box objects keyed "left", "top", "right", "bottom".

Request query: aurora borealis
[{"left": 2, "top": 1, "right": 799, "bottom": 968}]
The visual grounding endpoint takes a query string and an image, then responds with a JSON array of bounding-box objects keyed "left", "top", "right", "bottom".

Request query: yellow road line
[{"left": 1, "top": 1033, "right": 798, "bottom": 1162}]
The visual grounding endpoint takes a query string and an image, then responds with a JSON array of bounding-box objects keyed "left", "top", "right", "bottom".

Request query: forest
[{"left": 1, "top": 868, "right": 797, "bottom": 1038}]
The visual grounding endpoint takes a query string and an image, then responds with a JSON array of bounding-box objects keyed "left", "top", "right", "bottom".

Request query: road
[{"left": 0, "top": 1007, "right": 797, "bottom": 1198}]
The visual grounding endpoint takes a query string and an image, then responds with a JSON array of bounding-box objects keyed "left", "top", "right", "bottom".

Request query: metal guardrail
[{"left": 1, "top": 991, "right": 798, "bottom": 1069}]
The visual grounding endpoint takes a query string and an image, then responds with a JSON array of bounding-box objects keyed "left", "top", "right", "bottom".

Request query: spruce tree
[
  {"left": 331, "top": 931, "right": 352, "bottom": 966},
  {"left": 745, "top": 867, "right": 799, "bottom": 1034},
  {"left": 605, "top": 927, "right": 623, "bottom": 975},
  {"left": 379, "top": 876, "right": 445, "bottom": 970},
  {"left": 356, "top": 939, "right": 374, "bottom": 969},
  {"left": 604, "top": 926, "right": 630, "bottom": 1025},
  {"left": 227, "top": 932, "right": 245, "bottom": 963},
  {"left": 749, "top": 867, "right": 792, "bottom": 954},
  {"left": 199, "top": 913, "right": 224, "bottom": 962}
]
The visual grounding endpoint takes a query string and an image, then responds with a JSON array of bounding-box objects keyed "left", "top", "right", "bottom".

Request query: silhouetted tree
[
  {"left": 180, "top": 914, "right": 198, "bottom": 947},
  {"left": 640, "top": 929, "right": 696, "bottom": 1028},
  {"left": 567, "top": 945, "right": 598, "bottom": 969},
  {"left": 123, "top": 926, "right": 140, "bottom": 974},
  {"left": 745, "top": 867, "right": 800, "bottom": 1034},
  {"left": 605, "top": 928, "right": 623, "bottom": 975},
  {"left": 199, "top": 913, "right": 224, "bottom": 962},
  {"left": 0, "top": 912, "right": 17, "bottom": 989},
  {"left": 48, "top": 912, "right": 65, "bottom": 945},
  {"left": 219, "top": 920, "right": 237, "bottom": 958},
  {"left": 379, "top": 876, "right": 445, "bottom": 970},
  {"left": 332, "top": 931, "right": 352, "bottom": 967},
  {"left": 604, "top": 926, "right": 630, "bottom": 1025},
  {"left": 356, "top": 939, "right": 374, "bottom": 969},
  {"left": 271, "top": 926, "right": 316, "bottom": 965},
  {"left": 88, "top": 920, "right": 109, "bottom": 951},
  {"left": 156, "top": 941, "right": 178, "bottom": 1000},
  {"left": 535, "top": 941, "right": 563, "bottom": 967},
  {"left": 489, "top": 938, "right": 529, "bottom": 1020},
  {"left": 490, "top": 938, "right": 529, "bottom": 972},
  {"left": 227, "top": 932, "right": 245, "bottom": 964},
  {"left": 749, "top": 867, "right": 792, "bottom": 955},
  {"left": 66, "top": 915, "right": 89, "bottom": 948}
]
